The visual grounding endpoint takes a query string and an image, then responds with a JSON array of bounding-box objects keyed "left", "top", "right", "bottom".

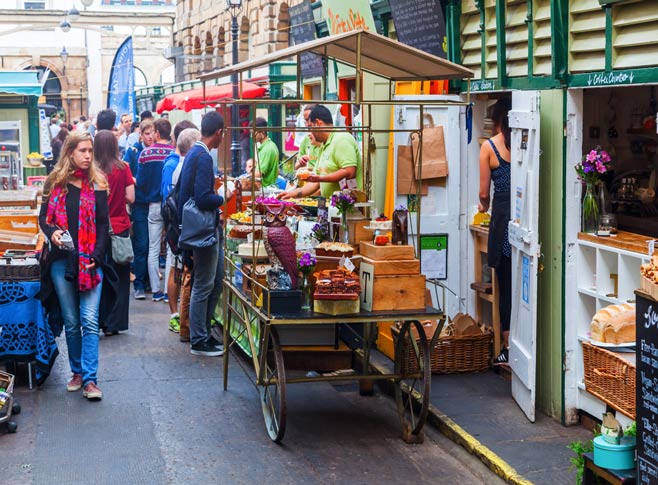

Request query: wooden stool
[{"left": 582, "top": 452, "right": 636, "bottom": 485}]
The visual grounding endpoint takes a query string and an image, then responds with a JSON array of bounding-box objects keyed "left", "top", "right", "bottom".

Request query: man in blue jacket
[{"left": 178, "top": 111, "right": 233, "bottom": 356}]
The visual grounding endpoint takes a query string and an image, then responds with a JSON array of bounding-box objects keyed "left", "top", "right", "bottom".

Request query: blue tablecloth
[{"left": 0, "top": 281, "right": 59, "bottom": 385}]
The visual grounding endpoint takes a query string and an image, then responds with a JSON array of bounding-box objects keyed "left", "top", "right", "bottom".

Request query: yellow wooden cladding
[
  {"left": 533, "top": 0, "right": 552, "bottom": 75},
  {"left": 484, "top": 2, "right": 497, "bottom": 79},
  {"left": 569, "top": 0, "right": 606, "bottom": 72},
  {"left": 613, "top": 0, "right": 658, "bottom": 69},
  {"left": 461, "top": 0, "right": 482, "bottom": 79},
  {"left": 506, "top": 0, "right": 529, "bottom": 78}
]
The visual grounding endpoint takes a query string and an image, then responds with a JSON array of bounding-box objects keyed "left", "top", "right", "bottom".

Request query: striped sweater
[{"left": 135, "top": 142, "right": 173, "bottom": 204}]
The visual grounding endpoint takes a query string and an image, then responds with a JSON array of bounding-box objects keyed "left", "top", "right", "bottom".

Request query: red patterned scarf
[{"left": 46, "top": 169, "right": 100, "bottom": 291}]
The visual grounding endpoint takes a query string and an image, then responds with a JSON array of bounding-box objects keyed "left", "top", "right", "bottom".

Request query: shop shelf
[
  {"left": 577, "top": 244, "right": 596, "bottom": 290},
  {"left": 596, "top": 248, "right": 618, "bottom": 297}
]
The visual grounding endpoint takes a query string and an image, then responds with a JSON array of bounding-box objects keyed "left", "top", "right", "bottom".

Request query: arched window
[
  {"left": 160, "top": 64, "right": 175, "bottom": 85},
  {"left": 193, "top": 35, "right": 202, "bottom": 73},
  {"left": 239, "top": 16, "right": 249, "bottom": 62},
  {"left": 216, "top": 27, "right": 225, "bottom": 69},
  {"left": 277, "top": 3, "right": 290, "bottom": 50},
  {"left": 134, "top": 66, "right": 147, "bottom": 88},
  {"left": 25, "top": 66, "right": 62, "bottom": 110},
  {"left": 205, "top": 31, "right": 213, "bottom": 72}
]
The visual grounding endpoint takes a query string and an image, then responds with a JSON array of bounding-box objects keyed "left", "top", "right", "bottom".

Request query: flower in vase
[
  {"left": 330, "top": 190, "right": 356, "bottom": 215},
  {"left": 297, "top": 251, "right": 317, "bottom": 274},
  {"left": 311, "top": 214, "right": 329, "bottom": 242},
  {"left": 575, "top": 146, "right": 611, "bottom": 186}
]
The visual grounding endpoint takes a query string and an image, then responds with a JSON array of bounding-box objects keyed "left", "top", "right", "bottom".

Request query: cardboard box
[
  {"left": 313, "top": 298, "right": 360, "bottom": 315},
  {"left": 359, "top": 241, "right": 415, "bottom": 261}
]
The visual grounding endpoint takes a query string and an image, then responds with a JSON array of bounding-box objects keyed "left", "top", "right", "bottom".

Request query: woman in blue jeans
[{"left": 39, "top": 131, "right": 111, "bottom": 400}]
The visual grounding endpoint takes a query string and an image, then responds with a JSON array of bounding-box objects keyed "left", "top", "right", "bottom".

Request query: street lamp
[
  {"left": 59, "top": 20, "right": 71, "bottom": 32},
  {"left": 60, "top": 46, "right": 69, "bottom": 76},
  {"left": 227, "top": 0, "right": 244, "bottom": 177},
  {"left": 68, "top": 6, "right": 80, "bottom": 22}
]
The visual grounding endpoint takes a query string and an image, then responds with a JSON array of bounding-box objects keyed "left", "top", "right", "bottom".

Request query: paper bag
[
  {"left": 411, "top": 122, "right": 448, "bottom": 180},
  {"left": 396, "top": 144, "right": 428, "bottom": 196}
]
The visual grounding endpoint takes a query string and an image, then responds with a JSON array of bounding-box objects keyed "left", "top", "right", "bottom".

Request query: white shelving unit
[{"left": 572, "top": 237, "right": 647, "bottom": 427}]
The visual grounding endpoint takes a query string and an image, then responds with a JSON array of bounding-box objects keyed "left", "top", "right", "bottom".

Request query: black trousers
[{"left": 495, "top": 255, "right": 512, "bottom": 334}]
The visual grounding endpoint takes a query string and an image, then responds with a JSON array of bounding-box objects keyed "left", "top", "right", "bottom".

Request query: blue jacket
[
  {"left": 178, "top": 142, "right": 223, "bottom": 222},
  {"left": 161, "top": 152, "right": 180, "bottom": 203},
  {"left": 123, "top": 141, "right": 143, "bottom": 178}
]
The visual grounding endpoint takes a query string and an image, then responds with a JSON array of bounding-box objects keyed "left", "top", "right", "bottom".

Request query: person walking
[
  {"left": 38, "top": 131, "right": 113, "bottom": 400},
  {"left": 478, "top": 98, "right": 512, "bottom": 364},
  {"left": 127, "top": 119, "right": 155, "bottom": 299},
  {"left": 178, "top": 111, "right": 233, "bottom": 356},
  {"left": 161, "top": 122, "right": 199, "bottom": 333},
  {"left": 50, "top": 126, "right": 69, "bottom": 172},
  {"left": 94, "top": 130, "right": 135, "bottom": 336},
  {"left": 137, "top": 118, "right": 173, "bottom": 303}
]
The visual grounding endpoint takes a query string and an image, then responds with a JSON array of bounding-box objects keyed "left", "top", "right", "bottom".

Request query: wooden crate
[
  {"left": 0, "top": 210, "right": 39, "bottom": 235},
  {"left": 346, "top": 218, "right": 372, "bottom": 246},
  {"left": 371, "top": 274, "right": 426, "bottom": 311},
  {"left": 376, "top": 321, "right": 396, "bottom": 360},
  {"left": 359, "top": 241, "right": 415, "bottom": 261},
  {"left": 360, "top": 255, "right": 420, "bottom": 275}
]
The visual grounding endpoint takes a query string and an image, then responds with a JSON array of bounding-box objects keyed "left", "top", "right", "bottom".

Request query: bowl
[{"left": 27, "top": 157, "right": 43, "bottom": 167}]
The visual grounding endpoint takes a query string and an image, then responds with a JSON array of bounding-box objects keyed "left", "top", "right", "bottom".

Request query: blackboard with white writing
[
  {"left": 289, "top": 0, "right": 324, "bottom": 79},
  {"left": 389, "top": 0, "right": 446, "bottom": 58},
  {"left": 636, "top": 291, "right": 658, "bottom": 484}
]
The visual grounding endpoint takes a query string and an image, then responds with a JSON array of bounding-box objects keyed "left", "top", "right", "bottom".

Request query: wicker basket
[
  {"left": 582, "top": 341, "right": 635, "bottom": 419},
  {"left": 392, "top": 325, "right": 492, "bottom": 374},
  {"left": 0, "top": 261, "right": 40, "bottom": 281}
]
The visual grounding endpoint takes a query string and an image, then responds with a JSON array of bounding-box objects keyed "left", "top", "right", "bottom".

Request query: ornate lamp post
[
  {"left": 60, "top": 46, "right": 69, "bottom": 77},
  {"left": 227, "top": 0, "right": 244, "bottom": 177}
]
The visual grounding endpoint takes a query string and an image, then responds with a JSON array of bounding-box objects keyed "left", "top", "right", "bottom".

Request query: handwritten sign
[
  {"left": 389, "top": 0, "right": 447, "bottom": 58},
  {"left": 322, "top": 0, "right": 376, "bottom": 35},
  {"left": 359, "top": 261, "right": 374, "bottom": 311},
  {"left": 289, "top": 1, "right": 324, "bottom": 79},
  {"left": 587, "top": 70, "right": 635, "bottom": 87},
  {"left": 636, "top": 292, "right": 658, "bottom": 483},
  {"left": 470, "top": 79, "right": 497, "bottom": 92}
]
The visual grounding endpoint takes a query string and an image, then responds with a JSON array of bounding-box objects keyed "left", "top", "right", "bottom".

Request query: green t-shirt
[
  {"left": 298, "top": 135, "right": 321, "bottom": 169},
  {"left": 256, "top": 138, "right": 279, "bottom": 187},
  {"left": 314, "top": 132, "right": 362, "bottom": 199}
]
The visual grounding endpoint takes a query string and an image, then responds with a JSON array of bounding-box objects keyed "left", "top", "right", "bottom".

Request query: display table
[{"left": 0, "top": 281, "right": 59, "bottom": 387}]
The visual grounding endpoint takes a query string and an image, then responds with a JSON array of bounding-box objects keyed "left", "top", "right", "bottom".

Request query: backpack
[{"left": 162, "top": 178, "right": 182, "bottom": 255}]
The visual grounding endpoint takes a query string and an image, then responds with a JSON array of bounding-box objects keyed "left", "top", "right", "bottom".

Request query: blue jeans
[
  {"left": 50, "top": 258, "right": 103, "bottom": 385},
  {"left": 131, "top": 202, "right": 149, "bottom": 291},
  {"left": 190, "top": 234, "right": 224, "bottom": 346}
]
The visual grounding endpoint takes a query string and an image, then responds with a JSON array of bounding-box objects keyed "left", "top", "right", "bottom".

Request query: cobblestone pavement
[{"left": 1, "top": 297, "right": 504, "bottom": 484}]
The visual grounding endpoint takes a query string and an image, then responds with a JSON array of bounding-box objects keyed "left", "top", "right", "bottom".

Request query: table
[
  {"left": 223, "top": 279, "right": 445, "bottom": 443},
  {"left": 583, "top": 452, "right": 636, "bottom": 485},
  {"left": 0, "top": 281, "right": 59, "bottom": 387}
]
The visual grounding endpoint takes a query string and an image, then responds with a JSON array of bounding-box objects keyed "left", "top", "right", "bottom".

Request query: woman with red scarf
[{"left": 39, "top": 131, "right": 110, "bottom": 400}]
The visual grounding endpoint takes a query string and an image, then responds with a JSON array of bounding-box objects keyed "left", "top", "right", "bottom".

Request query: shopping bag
[
  {"left": 410, "top": 114, "right": 448, "bottom": 179},
  {"left": 396, "top": 144, "right": 428, "bottom": 196}
]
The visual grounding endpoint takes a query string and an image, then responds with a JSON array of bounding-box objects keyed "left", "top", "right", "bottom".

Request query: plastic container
[{"left": 593, "top": 435, "right": 636, "bottom": 470}]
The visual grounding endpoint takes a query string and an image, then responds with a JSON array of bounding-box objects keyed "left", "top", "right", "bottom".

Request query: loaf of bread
[{"left": 590, "top": 303, "right": 635, "bottom": 344}]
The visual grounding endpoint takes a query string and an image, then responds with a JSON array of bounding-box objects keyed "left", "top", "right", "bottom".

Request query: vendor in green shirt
[
  {"left": 282, "top": 105, "right": 362, "bottom": 200},
  {"left": 295, "top": 104, "right": 322, "bottom": 170},
  {"left": 253, "top": 117, "right": 279, "bottom": 187}
]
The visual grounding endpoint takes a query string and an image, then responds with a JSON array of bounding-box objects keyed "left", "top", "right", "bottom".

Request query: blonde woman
[{"left": 38, "top": 131, "right": 112, "bottom": 400}]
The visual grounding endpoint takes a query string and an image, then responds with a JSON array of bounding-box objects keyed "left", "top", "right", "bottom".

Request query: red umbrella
[{"left": 156, "top": 82, "right": 266, "bottom": 113}]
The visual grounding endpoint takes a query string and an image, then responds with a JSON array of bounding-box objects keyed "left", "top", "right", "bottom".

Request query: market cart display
[{"left": 198, "top": 28, "right": 472, "bottom": 443}]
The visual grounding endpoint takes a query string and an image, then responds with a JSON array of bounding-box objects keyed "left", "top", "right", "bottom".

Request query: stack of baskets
[
  {"left": 582, "top": 341, "right": 636, "bottom": 418},
  {"left": 392, "top": 320, "right": 493, "bottom": 374}
]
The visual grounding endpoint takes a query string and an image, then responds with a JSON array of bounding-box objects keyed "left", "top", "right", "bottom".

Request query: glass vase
[
  {"left": 582, "top": 183, "right": 600, "bottom": 234},
  {"left": 300, "top": 272, "right": 312, "bottom": 311},
  {"left": 339, "top": 212, "right": 350, "bottom": 244}
]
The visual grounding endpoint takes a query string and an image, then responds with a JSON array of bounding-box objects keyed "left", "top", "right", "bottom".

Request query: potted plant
[{"left": 575, "top": 146, "right": 611, "bottom": 233}]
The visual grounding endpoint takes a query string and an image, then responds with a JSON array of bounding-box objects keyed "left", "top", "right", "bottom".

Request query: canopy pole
[{"left": 355, "top": 32, "right": 362, "bottom": 104}]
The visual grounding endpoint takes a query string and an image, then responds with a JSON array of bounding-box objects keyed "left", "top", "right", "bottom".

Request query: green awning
[{"left": 0, "top": 71, "right": 43, "bottom": 97}]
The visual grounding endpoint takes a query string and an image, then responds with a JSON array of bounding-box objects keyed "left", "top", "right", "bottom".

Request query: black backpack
[{"left": 162, "top": 178, "right": 182, "bottom": 255}]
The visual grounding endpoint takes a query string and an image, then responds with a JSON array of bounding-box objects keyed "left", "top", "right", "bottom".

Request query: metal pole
[{"left": 230, "top": 13, "right": 241, "bottom": 177}]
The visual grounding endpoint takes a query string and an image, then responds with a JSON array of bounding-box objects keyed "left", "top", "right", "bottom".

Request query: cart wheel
[
  {"left": 6, "top": 421, "right": 17, "bottom": 433},
  {"left": 260, "top": 327, "right": 287, "bottom": 442},
  {"left": 394, "top": 320, "right": 431, "bottom": 443},
  {"left": 11, "top": 403, "right": 20, "bottom": 415}
]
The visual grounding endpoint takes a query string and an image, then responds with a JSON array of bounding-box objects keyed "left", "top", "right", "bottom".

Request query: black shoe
[
  {"left": 190, "top": 341, "right": 224, "bottom": 357},
  {"left": 494, "top": 347, "right": 508, "bottom": 364},
  {"left": 206, "top": 335, "right": 223, "bottom": 348}
]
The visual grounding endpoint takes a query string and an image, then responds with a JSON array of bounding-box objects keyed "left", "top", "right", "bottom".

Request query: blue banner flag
[{"left": 107, "top": 36, "right": 135, "bottom": 126}]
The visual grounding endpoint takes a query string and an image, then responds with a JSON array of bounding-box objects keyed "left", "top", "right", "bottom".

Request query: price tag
[{"left": 340, "top": 256, "right": 355, "bottom": 273}]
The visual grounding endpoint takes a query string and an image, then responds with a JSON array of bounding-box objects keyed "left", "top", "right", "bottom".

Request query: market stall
[{"left": 198, "top": 29, "right": 473, "bottom": 443}]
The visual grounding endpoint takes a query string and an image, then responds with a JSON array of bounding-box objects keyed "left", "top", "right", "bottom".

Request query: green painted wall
[
  {"left": 0, "top": 107, "right": 31, "bottom": 165},
  {"left": 537, "top": 89, "right": 565, "bottom": 420}
]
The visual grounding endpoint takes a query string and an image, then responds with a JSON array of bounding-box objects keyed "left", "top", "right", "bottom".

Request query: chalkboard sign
[
  {"left": 289, "top": 1, "right": 325, "bottom": 79},
  {"left": 636, "top": 291, "right": 658, "bottom": 484},
  {"left": 389, "top": 0, "right": 447, "bottom": 58}
]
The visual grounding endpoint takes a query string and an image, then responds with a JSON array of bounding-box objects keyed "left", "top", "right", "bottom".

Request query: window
[
  {"left": 151, "top": 27, "right": 161, "bottom": 36},
  {"left": 101, "top": 25, "right": 115, "bottom": 32},
  {"left": 24, "top": 1, "right": 45, "bottom": 9}
]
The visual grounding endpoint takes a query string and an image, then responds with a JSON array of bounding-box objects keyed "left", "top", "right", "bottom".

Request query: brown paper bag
[
  {"left": 411, "top": 122, "right": 448, "bottom": 180},
  {"left": 396, "top": 144, "right": 428, "bottom": 195}
]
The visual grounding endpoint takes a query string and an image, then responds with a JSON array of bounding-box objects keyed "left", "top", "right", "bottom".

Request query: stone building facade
[{"left": 173, "top": 0, "right": 314, "bottom": 81}]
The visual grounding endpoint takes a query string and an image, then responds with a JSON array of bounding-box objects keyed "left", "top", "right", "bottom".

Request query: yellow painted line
[{"left": 427, "top": 404, "right": 533, "bottom": 485}]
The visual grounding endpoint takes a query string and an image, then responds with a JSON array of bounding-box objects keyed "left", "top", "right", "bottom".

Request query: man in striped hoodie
[{"left": 136, "top": 118, "right": 173, "bottom": 302}]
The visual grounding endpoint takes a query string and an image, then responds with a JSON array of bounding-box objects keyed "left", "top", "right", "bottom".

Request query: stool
[{"left": 583, "top": 452, "right": 636, "bottom": 485}]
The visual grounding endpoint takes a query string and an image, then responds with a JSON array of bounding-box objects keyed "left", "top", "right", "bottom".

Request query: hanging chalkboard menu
[
  {"left": 289, "top": 0, "right": 324, "bottom": 79},
  {"left": 389, "top": 0, "right": 447, "bottom": 58},
  {"left": 636, "top": 290, "right": 658, "bottom": 484}
]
